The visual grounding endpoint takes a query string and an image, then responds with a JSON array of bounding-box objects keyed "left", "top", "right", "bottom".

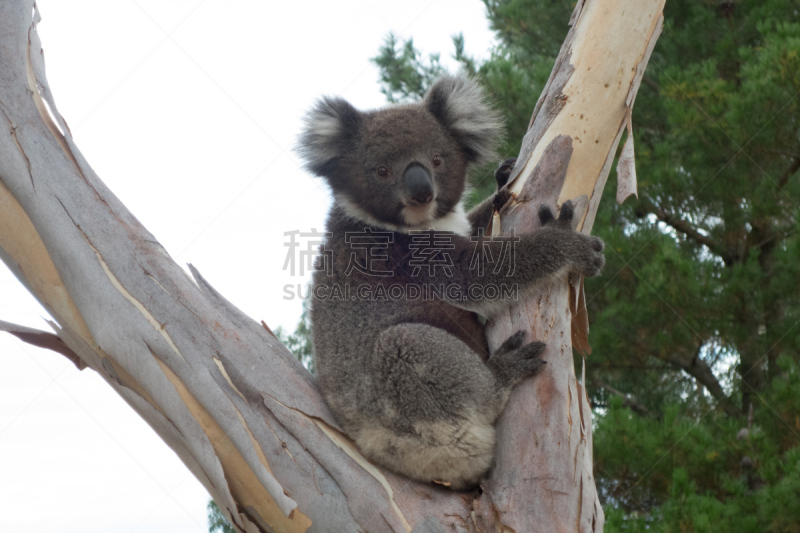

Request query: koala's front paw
[
  {"left": 493, "top": 157, "right": 517, "bottom": 212},
  {"left": 539, "top": 200, "right": 605, "bottom": 277},
  {"left": 571, "top": 235, "right": 605, "bottom": 277},
  {"left": 494, "top": 157, "right": 517, "bottom": 189}
]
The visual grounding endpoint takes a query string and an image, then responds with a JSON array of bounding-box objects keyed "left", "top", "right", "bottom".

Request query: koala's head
[{"left": 298, "top": 75, "right": 503, "bottom": 231}]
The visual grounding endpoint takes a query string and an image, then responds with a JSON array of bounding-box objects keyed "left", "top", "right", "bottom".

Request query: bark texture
[{"left": 0, "top": 0, "right": 664, "bottom": 531}]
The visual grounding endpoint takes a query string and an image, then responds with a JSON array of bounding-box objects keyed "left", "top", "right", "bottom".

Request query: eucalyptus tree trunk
[{"left": 0, "top": 0, "right": 664, "bottom": 531}]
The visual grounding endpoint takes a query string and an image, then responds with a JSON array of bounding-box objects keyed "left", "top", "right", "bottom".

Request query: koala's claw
[
  {"left": 520, "top": 341, "right": 546, "bottom": 360},
  {"left": 489, "top": 334, "right": 547, "bottom": 385},
  {"left": 498, "top": 330, "right": 526, "bottom": 354},
  {"left": 539, "top": 200, "right": 576, "bottom": 229},
  {"left": 538, "top": 205, "right": 555, "bottom": 226},
  {"left": 539, "top": 200, "right": 577, "bottom": 229},
  {"left": 493, "top": 189, "right": 513, "bottom": 213},
  {"left": 494, "top": 157, "right": 517, "bottom": 189},
  {"left": 518, "top": 342, "right": 547, "bottom": 376},
  {"left": 538, "top": 200, "right": 605, "bottom": 277},
  {"left": 574, "top": 235, "right": 606, "bottom": 277},
  {"left": 559, "top": 200, "right": 575, "bottom": 226},
  {"left": 492, "top": 158, "right": 517, "bottom": 213},
  {"left": 497, "top": 331, "right": 546, "bottom": 362}
]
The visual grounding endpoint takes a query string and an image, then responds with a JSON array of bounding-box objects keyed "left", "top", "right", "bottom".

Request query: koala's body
[{"left": 299, "top": 76, "right": 604, "bottom": 490}]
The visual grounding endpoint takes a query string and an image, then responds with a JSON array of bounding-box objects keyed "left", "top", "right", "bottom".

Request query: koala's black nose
[{"left": 404, "top": 163, "right": 434, "bottom": 205}]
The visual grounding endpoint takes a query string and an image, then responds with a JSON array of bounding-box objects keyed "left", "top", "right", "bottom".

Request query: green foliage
[
  {"left": 207, "top": 500, "right": 236, "bottom": 533},
  {"left": 366, "top": 0, "right": 800, "bottom": 528},
  {"left": 274, "top": 299, "right": 314, "bottom": 374},
  {"left": 599, "top": 357, "right": 800, "bottom": 532},
  {"left": 373, "top": 33, "right": 446, "bottom": 103}
]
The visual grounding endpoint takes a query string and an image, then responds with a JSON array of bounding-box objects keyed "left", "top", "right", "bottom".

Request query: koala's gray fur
[{"left": 298, "top": 75, "right": 605, "bottom": 490}]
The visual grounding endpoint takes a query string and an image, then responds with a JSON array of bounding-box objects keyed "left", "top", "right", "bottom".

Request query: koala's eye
[
  {"left": 377, "top": 166, "right": 389, "bottom": 177},
  {"left": 432, "top": 155, "right": 442, "bottom": 167}
]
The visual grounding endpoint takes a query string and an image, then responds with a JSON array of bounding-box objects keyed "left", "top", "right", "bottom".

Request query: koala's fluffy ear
[
  {"left": 298, "top": 96, "right": 361, "bottom": 176},
  {"left": 424, "top": 75, "right": 503, "bottom": 165}
]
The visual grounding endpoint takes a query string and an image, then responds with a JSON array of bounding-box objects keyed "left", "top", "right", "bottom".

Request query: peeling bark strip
[
  {"left": 0, "top": 320, "right": 85, "bottom": 369},
  {"left": 0, "top": 0, "right": 664, "bottom": 531}
]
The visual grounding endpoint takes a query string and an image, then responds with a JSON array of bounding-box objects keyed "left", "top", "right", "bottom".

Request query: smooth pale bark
[{"left": 0, "top": 0, "right": 663, "bottom": 531}]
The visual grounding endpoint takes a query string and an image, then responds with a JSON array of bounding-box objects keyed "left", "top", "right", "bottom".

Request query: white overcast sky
[{"left": 0, "top": 1, "right": 495, "bottom": 531}]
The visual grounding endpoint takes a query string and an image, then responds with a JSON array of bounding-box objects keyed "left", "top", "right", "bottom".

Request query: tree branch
[
  {"left": 777, "top": 157, "right": 800, "bottom": 189},
  {"left": 637, "top": 199, "right": 734, "bottom": 263},
  {"left": 642, "top": 73, "right": 660, "bottom": 92},
  {"left": 596, "top": 379, "right": 651, "bottom": 416},
  {"left": 660, "top": 346, "right": 741, "bottom": 417}
]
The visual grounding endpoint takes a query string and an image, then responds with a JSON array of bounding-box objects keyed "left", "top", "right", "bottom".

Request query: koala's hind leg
[
  {"left": 358, "top": 323, "right": 544, "bottom": 489},
  {"left": 486, "top": 330, "right": 547, "bottom": 389},
  {"left": 359, "top": 323, "right": 497, "bottom": 489}
]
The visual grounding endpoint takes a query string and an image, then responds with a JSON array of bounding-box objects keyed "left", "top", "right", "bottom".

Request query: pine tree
[
  {"left": 370, "top": 1, "right": 800, "bottom": 529},
  {"left": 207, "top": 500, "right": 237, "bottom": 533}
]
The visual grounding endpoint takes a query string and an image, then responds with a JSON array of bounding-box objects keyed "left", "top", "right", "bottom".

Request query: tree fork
[{"left": 0, "top": 1, "right": 664, "bottom": 531}]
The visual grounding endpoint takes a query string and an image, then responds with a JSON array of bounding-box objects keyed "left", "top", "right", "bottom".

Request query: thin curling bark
[{"left": 0, "top": 1, "right": 664, "bottom": 531}]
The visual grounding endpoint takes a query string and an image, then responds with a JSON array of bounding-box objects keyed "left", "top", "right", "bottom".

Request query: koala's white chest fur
[{"left": 336, "top": 194, "right": 472, "bottom": 236}]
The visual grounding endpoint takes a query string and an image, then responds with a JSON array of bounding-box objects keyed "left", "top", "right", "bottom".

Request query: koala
[{"left": 298, "top": 75, "right": 604, "bottom": 490}]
